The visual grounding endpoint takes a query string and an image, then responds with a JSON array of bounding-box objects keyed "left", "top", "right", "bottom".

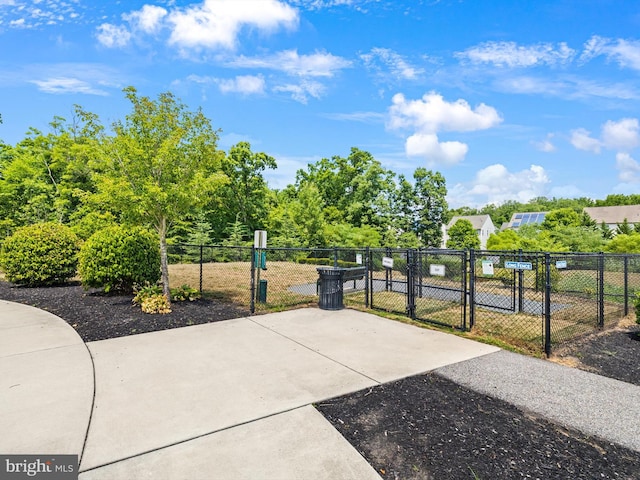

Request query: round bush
[
  {"left": 78, "top": 226, "right": 160, "bottom": 293},
  {"left": 0, "top": 222, "right": 80, "bottom": 286}
]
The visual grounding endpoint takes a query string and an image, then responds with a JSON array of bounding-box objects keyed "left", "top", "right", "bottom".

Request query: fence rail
[{"left": 168, "top": 244, "right": 640, "bottom": 355}]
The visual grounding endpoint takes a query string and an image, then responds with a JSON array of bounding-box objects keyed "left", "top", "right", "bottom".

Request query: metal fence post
[
  {"left": 469, "top": 249, "right": 476, "bottom": 329},
  {"left": 406, "top": 249, "right": 416, "bottom": 319},
  {"left": 418, "top": 248, "right": 424, "bottom": 298},
  {"left": 462, "top": 250, "right": 468, "bottom": 330},
  {"left": 199, "top": 245, "right": 204, "bottom": 294},
  {"left": 365, "top": 246, "right": 370, "bottom": 308},
  {"left": 544, "top": 253, "right": 552, "bottom": 356},
  {"left": 518, "top": 249, "right": 524, "bottom": 313},
  {"left": 598, "top": 252, "right": 605, "bottom": 328},
  {"left": 333, "top": 246, "right": 338, "bottom": 267},
  {"left": 624, "top": 255, "right": 629, "bottom": 316},
  {"left": 386, "top": 247, "right": 392, "bottom": 292},
  {"left": 250, "top": 245, "right": 256, "bottom": 314}
]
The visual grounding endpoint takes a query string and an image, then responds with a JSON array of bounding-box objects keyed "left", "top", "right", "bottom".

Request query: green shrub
[
  {"left": 140, "top": 294, "right": 171, "bottom": 314},
  {"left": 171, "top": 284, "right": 200, "bottom": 302},
  {"left": 79, "top": 225, "right": 160, "bottom": 293},
  {"left": 133, "top": 283, "right": 163, "bottom": 306},
  {"left": 0, "top": 222, "right": 79, "bottom": 286},
  {"left": 634, "top": 293, "right": 640, "bottom": 325}
]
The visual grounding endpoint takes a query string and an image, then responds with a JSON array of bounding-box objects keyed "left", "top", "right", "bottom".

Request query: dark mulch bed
[
  {"left": 555, "top": 323, "right": 640, "bottom": 387},
  {"left": 2, "top": 280, "right": 639, "bottom": 479},
  {"left": 0, "top": 281, "right": 251, "bottom": 342},
  {"left": 317, "top": 374, "right": 640, "bottom": 480}
]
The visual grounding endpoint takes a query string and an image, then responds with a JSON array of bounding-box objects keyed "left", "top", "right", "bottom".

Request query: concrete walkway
[
  {"left": 1, "top": 302, "right": 498, "bottom": 480},
  {"left": 3, "top": 300, "right": 639, "bottom": 479}
]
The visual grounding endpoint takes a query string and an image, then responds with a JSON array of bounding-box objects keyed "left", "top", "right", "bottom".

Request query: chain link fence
[
  {"left": 470, "top": 250, "right": 545, "bottom": 353},
  {"left": 167, "top": 244, "right": 639, "bottom": 355}
]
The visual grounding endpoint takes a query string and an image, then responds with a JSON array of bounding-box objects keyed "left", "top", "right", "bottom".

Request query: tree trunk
[{"left": 159, "top": 217, "right": 171, "bottom": 303}]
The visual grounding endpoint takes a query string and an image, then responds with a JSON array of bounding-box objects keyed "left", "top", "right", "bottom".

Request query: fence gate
[
  {"left": 368, "top": 248, "right": 466, "bottom": 330},
  {"left": 470, "top": 250, "right": 546, "bottom": 352}
]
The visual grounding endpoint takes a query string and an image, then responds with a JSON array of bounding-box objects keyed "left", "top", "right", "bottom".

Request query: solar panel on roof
[{"left": 515, "top": 214, "right": 522, "bottom": 219}]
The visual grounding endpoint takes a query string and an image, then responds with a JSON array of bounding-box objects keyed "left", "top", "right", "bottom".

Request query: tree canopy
[{"left": 3, "top": 86, "right": 640, "bottom": 267}]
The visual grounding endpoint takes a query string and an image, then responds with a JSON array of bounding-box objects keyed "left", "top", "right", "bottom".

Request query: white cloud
[
  {"left": 360, "top": 47, "right": 424, "bottom": 80},
  {"left": 95, "top": 0, "right": 297, "bottom": 53},
  {"left": 580, "top": 35, "right": 640, "bottom": 71},
  {"left": 388, "top": 92, "right": 502, "bottom": 133},
  {"left": 405, "top": 133, "right": 468, "bottom": 166},
  {"left": 273, "top": 80, "right": 325, "bottom": 103},
  {"left": 447, "top": 164, "right": 550, "bottom": 208},
  {"left": 0, "top": 0, "right": 84, "bottom": 29},
  {"left": 29, "top": 77, "right": 109, "bottom": 95},
  {"left": 123, "top": 5, "right": 167, "bottom": 34},
  {"left": 229, "top": 50, "right": 351, "bottom": 77},
  {"left": 532, "top": 134, "right": 556, "bottom": 152},
  {"left": 323, "top": 111, "right": 385, "bottom": 123},
  {"left": 570, "top": 128, "right": 602, "bottom": 153},
  {"left": 497, "top": 75, "right": 639, "bottom": 101},
  {"left": 167, "top": 0, "right": 298, "bottom": 51},
  {"left": 96, "top": 23, "right": 131, "bottom": 48},
  {"left": 457, "top": 41, "right": 575, "bottom": 67},
  {"left": 601, "top": 118, "right": 639, "bottom": 152},
  {"left": 615, "top": 152, "right": 640, "bottom": 184},
  {"left": 570, "top": 118, "right": 640, "bottom": 154},
  {"left": 217, "top": 75, "right": 265, "bottom": 95},
  {"left": 387, "top": 92, "right": 502, "bottom": 166}
]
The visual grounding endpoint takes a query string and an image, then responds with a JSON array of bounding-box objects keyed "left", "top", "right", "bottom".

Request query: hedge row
[{"left": 0, "top": 223, "right": 160, "bottom": 292}]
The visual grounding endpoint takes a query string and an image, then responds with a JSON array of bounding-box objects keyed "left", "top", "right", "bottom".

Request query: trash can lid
[{"left": 316, "top": 266, "right": 345, "bottom": 273}]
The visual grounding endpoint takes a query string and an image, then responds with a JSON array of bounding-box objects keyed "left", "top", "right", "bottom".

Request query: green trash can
[
  {"left": 317, "top": 267, "right": 344, "bottom": 310},
  {"left": 258, "top": 279, "right": 267, "bottom": 303}
]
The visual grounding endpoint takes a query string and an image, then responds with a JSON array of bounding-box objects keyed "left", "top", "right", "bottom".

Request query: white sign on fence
[
  {"left": 430, "top": 264, "right": 446, "bottom": 276},
  {"left": 356, "top": 254, "right": 363, "bottom": 265},
  {"left": 556, "top": 260, "right": 567, "bottom": 269},
  {"left": 482, "top": 260, "right": 494, "bottom": 275},
  {"left": 382, "top": 256, "right": 394, "bottom": 268}
]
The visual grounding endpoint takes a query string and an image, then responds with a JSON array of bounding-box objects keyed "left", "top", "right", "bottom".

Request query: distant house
[
  {"left": 583, "top": 205, "right": 640, "bottom": 231},
  {"left": 503, "top": 211, "right": 548, "bottom": 230},
  {"left": 442, "top": 215, "right": 496, "bottom": 249}
]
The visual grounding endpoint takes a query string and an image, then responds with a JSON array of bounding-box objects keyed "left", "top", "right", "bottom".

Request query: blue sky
[{"left": 1, "top": 0, "right": 640, "bottom": 208}]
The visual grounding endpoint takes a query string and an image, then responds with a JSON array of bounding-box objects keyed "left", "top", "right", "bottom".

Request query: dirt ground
[{"left": 1, "top": 280, "right": 639, "bottom": 479}]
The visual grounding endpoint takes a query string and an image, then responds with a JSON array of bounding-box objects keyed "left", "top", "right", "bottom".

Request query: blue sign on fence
[{"left": 504, "top": 261, "right": 533, "bottom": 270}]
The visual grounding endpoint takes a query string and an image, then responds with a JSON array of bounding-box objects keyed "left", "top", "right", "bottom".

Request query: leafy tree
[
  {"left": 604, "top": 233, "right": 640, "bottom": 253},
  {"left": 547, "top": 226, "right": 604, "bottom": 252},
  {"left": 616, "top": 218, "right": 633, "bottom": 235},
  {"left": 324, "top": 223, "right": 382, "bottom": 247},
  {"left": 600, "top": 221, "right": 614, "bottom": 240},
  {"left": 0, "top": 108, "right": 101, "bottom": 235},
  {"left": 96, "top": 87, "right": 227, "bottom": 300},
  {"left": 595, "top": 194, "right": 640, "bottom": 206},
  {"left": 541, "top": 208, "right": 582, "bottom": 230},
  {"left": 446, "top": 219, "right": 480, "bottom": 250},
  {"left": 487, "top": 229, "right": 521, "bottom": 250},
  {"left": 209, "top": 141, "right": 276, "bottom": 239},
  {"left": 410, "top": 168, "right": 448, "bottom": 247},
  {"left": 295, "top": 147, "right": 395, "bottom": 229}
]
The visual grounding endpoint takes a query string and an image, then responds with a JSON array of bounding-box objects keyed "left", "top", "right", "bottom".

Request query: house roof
[
  {"left": 583, "top": 205, "right": 640, "bottom": 224},
  {"left": 447, "top": 214, "right": 494, "bottom": 230}
]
